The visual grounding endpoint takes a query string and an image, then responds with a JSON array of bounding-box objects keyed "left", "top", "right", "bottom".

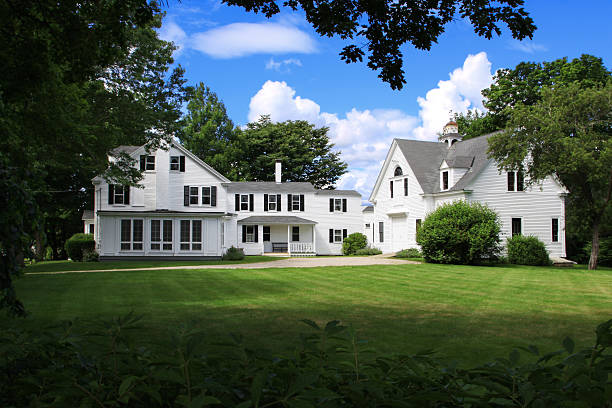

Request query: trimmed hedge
[
  {"left": 342, "top": 232, "right": 368, "bottom": 255},
  {"left": 222, "top": 246, "right": 244, "bottom": 261},
  {"left": 354, "top": 247, "right": 382, "bottom": 255},
  {"left": 507, "top": 235, "right": 551, "bottom": 266},
  {"left": 395, "top": 248, "right": 422, "bottom": 258},
  {"left": 64, "top": 233, "right": 95, "bottom": 262},
  {"left": 416, "top": 201, "right": 501, "bottom": 264}
]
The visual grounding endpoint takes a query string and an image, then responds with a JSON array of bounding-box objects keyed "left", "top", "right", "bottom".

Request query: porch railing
[{"left": 289, "top": 242, "right": 314, "bottom": 254}]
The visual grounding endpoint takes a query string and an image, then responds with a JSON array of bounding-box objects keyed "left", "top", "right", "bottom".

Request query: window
[
  {"left": 268, "top": 194, "right": 277, "bottom": 211},
  {"left": 552, "top": 218, "right": 559, "bottom": 242},
  {"left": 109, "top": 184, "right": 129, "bottom": 205},
  {"left": 292, "top": 195, "right": 301, "bottom": 211},
  {"left": 329, "top": 229, "right": 347, "bottom": 243},
  {"left": 508, "top": 171, "right": 525, "bottom": 191},
  {"left": 189, "top": 187, "right": 199, "bottom": 205},
  {"left": 416, "top": 219, "right": 422, "bottom": 233},
  {"left": 330, "top": 198, "right": 347, "bottom": 212},
  {"left": 140, "top": 155, "right": 155, "bottom": 171},
  {"left": 394, "top": 167, "right": 403, "bottom": 176},
  {"left": 390, "top": 180, "right": 394, "bottom": 198},
  {"left": 442, "top": 171, "right": 449, "bottom": 190},
  {"left": 241, "top": 194, "right": 249, "bottom": 211},
  {"left": 120, "top": 219, "right": 143, "bottom": 251},
  {"left": 404, "top": 178, "right": 408, "bottom": 196},
  {"left": 180, "top": 220, "right": 202, "bottom": 251},
  {"left": 379, "top": 222, "right": 384, "bottom": 242},
  {"left": 334, "top": 229, "right": 342, "bottom": 243},
  {"left": 512, "top": 218, "right": 522, "bottom": 236},
  {"left": 170, "top": 156, "right": 180, "bottom": 171},
  {"left": 334, "top": 198, "right": 342, "bottom": 211},
  {"left": 88, "top": 224, "right": 94, "bottom": 234},
  {"left": 245, "top": 225, "right": 256, "bottom": 243},
  {"left": 263, "top": 226, "right": 270, "bottom": 242},
  {"left": 151, "top": 219, "right": 173, "bottom": 251},
  {"left": 292, "top": 226, "right": 300, "bottom": 242},
  {"left": 202, "top": 187, "right": 211, "bottom": 205}
]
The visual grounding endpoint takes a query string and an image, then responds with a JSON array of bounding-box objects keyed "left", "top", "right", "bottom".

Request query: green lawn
[
  {"left": 24, "top": 255, "right": 281, "bottom": 273},
  {"left": 4, "top": 263, "right": 612, "bottom": 366}
]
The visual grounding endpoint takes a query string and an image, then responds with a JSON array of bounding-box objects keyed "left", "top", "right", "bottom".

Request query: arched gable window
[{"left": 394, "top": 166, "right": 403, "bottom": 177}]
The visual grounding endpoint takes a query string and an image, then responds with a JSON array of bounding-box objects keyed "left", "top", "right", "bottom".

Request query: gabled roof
[
  {"left": 82, "top": 210, "right": 94, "bottom": 220},
  {"left": 237, "top": 215, "right": 317, "bottom": 224},
  {"left": 223, "top": 182, "right": 316, "bottom": 193},
  {"left": 110, "top": 145, "right": 140, "bottom": 156},
  {"left": 362, "top": 205, "right": 373, "bottom": 213},
  {"left": 315, "top": 189, "right": 361, "bottom": 197},
  {"left": 444, "top": 132, "right": 499, "bottom": 193}
]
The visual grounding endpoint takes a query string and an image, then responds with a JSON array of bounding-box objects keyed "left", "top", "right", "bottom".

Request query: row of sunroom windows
[{"left": 119, "top": 219, "right": 204, "bottom": 251}]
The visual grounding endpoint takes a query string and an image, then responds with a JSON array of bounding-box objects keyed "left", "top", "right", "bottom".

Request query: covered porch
[{"left": 238, "top": 216, "right": 317, "bottom": 256}]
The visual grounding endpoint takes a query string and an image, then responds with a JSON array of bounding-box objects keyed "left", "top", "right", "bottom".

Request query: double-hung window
[
  {"left": 151, "top": 219, "right": 173, "bottom": 251},
  {"left": 292, "top": 226, "right": 300, "bottom": 242},
  {"left": 180, "top": 220, "right": 202, "bottom": 251},
  {"left": 268, "top": 194, "right": 277, "bottom": 211},
  {"left": 241, "top": 194, "right": 249, "bottom": 211},
  {"left": 189, "top": 187, "right": 199, "bottom": 205},
  {"left": 334, "top": 198, "right": 342, "bottom": 211},
  {"left": 334, "top": 229, "right": 342, "bottom": 243},
  {"left": 109, "top": 184, "right": 129, "bottom": 205},
  {"left": 201, "top": 187, "right": 211, "bottom": 205},
  {"left": 507, "top": 171, "right": 525, "bottom": 191},
  {"left": 292, "top": 195, "right": 301, "bottom": 211},
  {"left": 552, "top": 218, "right": 559, "bottom": 242},
  {"left": 263, "top": 226, "right": 271, "bottom": 242},
  {"left": 120, "top": 219, "right": 143, "bottom": 251},
  {"left": 140, "top": 155, "right": 155, "bottom": 171},
  {"left": 245, "top": 225, "right": 256, "bottom": 242},
  {"left": 511, "top": 218, "right": 522, "bottom": 236},
  {"left": 170, "top": 156, "right": 180, "bottom": 171}
]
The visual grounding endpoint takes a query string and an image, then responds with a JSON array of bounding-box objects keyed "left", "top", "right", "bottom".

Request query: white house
[
  {"left": 367, "top": 121, "right": 567, "bottom": 257},
  {"left": 88, "top": 141, "right": 362, "bottom": 260}
]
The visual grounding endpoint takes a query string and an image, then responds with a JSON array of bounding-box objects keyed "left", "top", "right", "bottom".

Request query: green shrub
[
  {"left": 416, "top": 201, "right": 501, "bottom": 264},
  {"left": 82, "top": 249, "right": 99, "bottom": 262},
  {"left": 223, "top": 246, "right": 244, "bottom": 261},
  {"left": 584, "top": 236, "right": 612, "bottom": 266},
  {"left": 354, "top": 247, "right": 382, "bottom": 255},
  {"left": 395, "top": 248, "right": 422, "bottom": 258},
  {"left": 507, "top": 235, "right": 551, "bottom": 266},
  {"left": 342, "top": 232, "right": 368, "bottom": 255},
  {"left": 64, "top": 233, "right": 95, "bottom": 262},
  {"left": 1, "top": 314, "right": 611, "bottom": 407}
]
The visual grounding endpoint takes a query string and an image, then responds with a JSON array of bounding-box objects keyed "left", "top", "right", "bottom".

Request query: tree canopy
[
  {"left": 487, "top": 81, "right": 612, "bottom": 270},
  {"left": 223, "top": 0, "right": 536, "bottom": 90}
]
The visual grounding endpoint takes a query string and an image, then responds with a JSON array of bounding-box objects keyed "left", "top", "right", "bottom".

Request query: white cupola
[{"left": 438, "top": 120, "right": 462, "bottom": 147}]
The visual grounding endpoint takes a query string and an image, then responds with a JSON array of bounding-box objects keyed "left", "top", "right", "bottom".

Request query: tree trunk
[
  {"left": 588, "top": 222, "right": 600, "bottom": 270},
  {"left": 34, "top": 230, "right": 45, "bottom": 262}
]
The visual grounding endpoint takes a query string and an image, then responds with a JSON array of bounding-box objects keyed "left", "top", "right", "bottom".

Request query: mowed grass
[
  {"left": 4, "top": 263, "right": 612, "bottom": 366},
  {"left": 24, "top": 255, "right": 281, "bottom": 273}
]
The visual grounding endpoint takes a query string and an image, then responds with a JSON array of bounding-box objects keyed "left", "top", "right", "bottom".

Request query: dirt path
[{"left": 26, "top": 254, "right": 418, "bottom": 275}]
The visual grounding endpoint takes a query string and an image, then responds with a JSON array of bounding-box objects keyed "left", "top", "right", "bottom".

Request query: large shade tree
[
  {"left": 487, "top": 81, "right": 612, "bottom": 270},
  {"left": 223, "top": 0, "right": 536, "bottom": 90}
]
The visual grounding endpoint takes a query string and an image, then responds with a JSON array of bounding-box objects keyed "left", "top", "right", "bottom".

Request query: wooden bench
[{"left": 272, "top": 242, "right": 288, "bottom": 253}]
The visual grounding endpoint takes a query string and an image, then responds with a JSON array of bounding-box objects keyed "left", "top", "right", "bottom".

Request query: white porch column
[
  {"left": 287, "top": 224, "right": 291, "bottom": 255},
  {"left": 312, "top": 224, "right": 316, "bottom": 255},
  {"left": 259, "top": 224, "right": 264, "bottom": 255}
]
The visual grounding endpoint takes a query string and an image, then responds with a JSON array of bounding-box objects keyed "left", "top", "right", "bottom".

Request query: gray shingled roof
[
  {"left": 362, "top": 206, "right": 373, "bottom": 213},
  {"left": 223, "top": 182, "right": 316, "bottom": 193},
  {"left": 315, "top": 189, "right": 361, "bottom": 197},
  {"left": 110, "top": 145, "right": 140, "bottom": 156},
  {"left": 237, "top": 216, "right": 317, "bottom": 224},
  {"left": 82, "top": 210, "right": 94, "bottom": 220},
  {"left": 395, "top": 131, "right": 500, "bottom": 194}
]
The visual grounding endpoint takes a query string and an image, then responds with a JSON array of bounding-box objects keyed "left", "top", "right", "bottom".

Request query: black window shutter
[
  {"left": 184, "top": 186, "right": 190, "bottom": 206},
  {"left": 140, "top": 155, "right": 146, "bottom": 171},
  {"left": 404, "top": 178, "right": 408, "bottom": 196},
  {"left": 300, "top": 194, "right": 304, "bottom": 211},
  {"left": 390, "top": 180, "right": 394, "bottom": 198},
  {"left": 211, "top": 186, "right": 217, "bottom": 207},
  {"left": 287, "top": 194, "right": 292, "bottom": 212},
  {"left": 277, "top": 194, "right": 281, "bottom": 211},
  {"left": 124, "top": 186, "right": 130, "bottom": 205},
  {"left": 329, "top": 198, "right": 334, "bottom": 212},
  {"left": 242, "top": 225, "right": 246, "bottom": 243},
  {"left": 108, "top": 184, "right": 114, "bottom": 204},
  {"left": 180, "top": 156, "right": 185, "bottom": 172},
  {"left": 249, "top": 194, "right": 254, "bottom": 211},
  {"left": 254, "top": 225, "right": 259, "bottom": 242},
  {"left": 264, "top": 194, "right": 268, "bottom": 211},
  {"left": 235, "top": 194, "right": 239, "bottom": 211},
  {"left": 329, "top": 229, "right": 333, "bottom": 243},
  {"left": 343, "top": 229, "right": 347, "bottom": 240},
  {"left": 342, "top": 199, "right": 347, "bottom": 212}
]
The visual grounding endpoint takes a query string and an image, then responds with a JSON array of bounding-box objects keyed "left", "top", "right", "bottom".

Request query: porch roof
[{"left": 237, "top": 216, "right": 317, "bottom": 225}]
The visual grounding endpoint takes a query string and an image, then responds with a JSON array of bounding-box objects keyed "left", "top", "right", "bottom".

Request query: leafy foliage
[
  {"left": 453, "top": 110, "right": 501, "bottom": 140},
  {"left": 82, "top": 249, "right": 100, "bottom": 262},
  {"left": 488, "top": 81, "right": 612, "bottom": 269},
  {"left": 354, "top": 247, "right": 382, "bottom": 256},
  {"left": 395, "top": 248, "right": 422, "bottom": 258},
  {"left": 507, "top": 235, "right": 551, "bottom": 266},
  {"left": 64, "top": 233, "right": 96, "bottom": 262},
  {"left": 222, "top": 246, "right": 245, "bottom": 261},
  {"left": 2, "top": 314, "right": 612, "bottom": 407},
  {"left": 417, "top": 201, "right": 502, "bottom": 264},
  {"left": 223, "top": 0, "right": 536, "bottom": 90},
  {"left": 342, "top": 233, "right": 368, "bottom": 255}
]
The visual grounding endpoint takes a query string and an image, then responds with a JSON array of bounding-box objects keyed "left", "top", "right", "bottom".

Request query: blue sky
[{"left": 159, "top": 0, "right": 612, "bottom": 199}]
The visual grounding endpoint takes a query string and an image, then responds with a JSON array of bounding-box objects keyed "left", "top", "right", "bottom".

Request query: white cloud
[
  {"left": 158, "top": 20, "right": 188, "bottom": 55},
  {"left": 265, "top": 58, "right": 303, "bottom": 72},
  {"left": 509, "top": 40, "right": 548, "bottom": 54},
  {"left": 189, "top": 22, "right": 316, "bottom": 58},
  {"left": 247, "top": 52, "right": 494, "bottom": 199},
  {"left": 412, "top": 52, "right": 492, "bottom": 141}
]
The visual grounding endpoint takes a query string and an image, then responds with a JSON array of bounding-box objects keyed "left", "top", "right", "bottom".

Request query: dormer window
[
  {"left": 442, "top": 171, "right": 449, "bottom": 190},
  {"left": 394, "top": 166, "right": 403, "bottom": 176}
]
